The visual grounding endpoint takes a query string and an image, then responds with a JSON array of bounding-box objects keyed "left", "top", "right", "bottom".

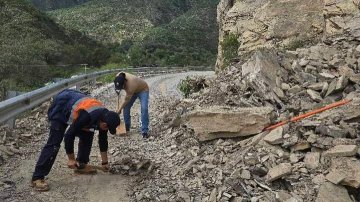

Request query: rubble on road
[{"left": 128, "top": 33, "right": 360, "bottom": 201}]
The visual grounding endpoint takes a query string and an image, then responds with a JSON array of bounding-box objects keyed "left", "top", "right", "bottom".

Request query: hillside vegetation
[
  {"left": 0, "top": 0, "right": 109, "bottom": 99},
  {"left": 30, "top": 0, "right": 89, "bottom": 11},
  {"left": 48, "top": 0, "right": 219, "bottom": 66}
]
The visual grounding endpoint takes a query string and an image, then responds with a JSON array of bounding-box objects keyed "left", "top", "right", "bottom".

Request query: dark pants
[
  {"left": 76, "top": 131, "right": 94, "bottom": 164},
  {"left": 32, "top": 121, "right": 94, "bottom": 181}
]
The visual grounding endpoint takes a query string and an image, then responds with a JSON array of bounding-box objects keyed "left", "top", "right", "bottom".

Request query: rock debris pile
[{"left": 129, "top": 39, "right": 360, "bottom": 201}]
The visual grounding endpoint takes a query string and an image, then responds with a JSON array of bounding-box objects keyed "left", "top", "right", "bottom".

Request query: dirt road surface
[{"left": 0, "top": 71, "right": 214, "bottom": 202}]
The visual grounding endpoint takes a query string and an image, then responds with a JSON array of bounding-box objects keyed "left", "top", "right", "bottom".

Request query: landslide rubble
[{"left": 125, "top": 37, "right": 360, "bottom": 201}]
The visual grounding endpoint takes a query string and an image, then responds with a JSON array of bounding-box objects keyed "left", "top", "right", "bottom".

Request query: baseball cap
[
  {"left": 103, "top": 111, "right": 120, "bottom": 134},
  {"left": 114, "top": 75, "right": 125, "bottom": 91}
]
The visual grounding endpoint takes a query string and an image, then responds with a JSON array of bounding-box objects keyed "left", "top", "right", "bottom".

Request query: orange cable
[{"left": 264, "top": 99, "right": 352, "bottom": 131}]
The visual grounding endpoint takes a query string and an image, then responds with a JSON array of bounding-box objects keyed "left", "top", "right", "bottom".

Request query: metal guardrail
[{"left": 0, "top": 66, "right": 212, "bottom": 124}]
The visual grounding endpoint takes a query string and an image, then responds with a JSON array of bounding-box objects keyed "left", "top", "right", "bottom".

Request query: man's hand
[
  {"left": 116, "top": 109, "right": 122, "bottom": 114},
  {"left": 67, "top": 159, "right": 78, "bottom": 169},
  {"left": 101, "top": 162, "right": 110, "bottom": 172}
]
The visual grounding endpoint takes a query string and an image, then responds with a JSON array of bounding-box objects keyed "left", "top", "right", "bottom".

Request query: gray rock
[
  {"left": 208, "top": 188, "right": 217, "bottom": 202},
  {"left": 288, "top": 85, "right": 302, "bottom": 94},
  {"left": 281, "top": 83, "right": 291, "bottom": 90},
  {"left": 308, "top": 82, "right": 326, "bottom": 91},
  {"left": 186, "top": 106, "right": 274, "bottom": 141},
  {"left": 325, "top": 171, "right": 345, "bottom": 184},
  {"left": 307, "top": 132, "right": 318, "bottom": 144},
  {"left": 304, "top": 152, "right": 320, "bottom": 169},
  {"left": 323, "top": 145, "right": 358, "bottom": 157},
  {"left": 289, "top": 154, "right": 300, "bottom": 163},
  {"left": 241, "top": 169, "right": 251, "bottom": 180},
  {"left": 299, "top": 58, "right": 309, "bottom": 66},
  {"left": 274, "top": 87, "right": 285, "bottom": 98},
  {"left": 312, "top": 174, "right": 325, "bottom": 185},
  {"left": 319, "top": 72, "right": 335, "bottom": 79},
  {"left": 315, "top": 182, "right": 352, "bottom": 202},
  {"left": 292, "top": 142, "right": 311, "bottom": 152},
  {"left": 329, "top": 157, "right": 360, "bottom": 188},
  {"left": 301, "top": 72, "right": 317, "bottom": 83},
  {"left": 335, "top": 76, "right": 348, "bottom": 91},
  {"left": 325, "top": 79, "right": 338, "bottom": 97},
  {"left": 263, "top": 126, "right": 284, "bottom": 145},
  {"left": 307, "top": 89, "right": 322, "bottom": 102},
  {"left": 266, "top": 163, "right": 292, "bottom": 182},
  {"left": 315, "top": 125, "right": 347, "bottom": 138}
]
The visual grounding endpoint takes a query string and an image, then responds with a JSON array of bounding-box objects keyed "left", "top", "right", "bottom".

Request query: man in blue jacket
[{"left": 31, "top": 89, "right": 120, "bottom": 191}]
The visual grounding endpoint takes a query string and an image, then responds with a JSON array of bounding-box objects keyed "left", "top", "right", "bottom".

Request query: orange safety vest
[{"left": 67, "top": 97, "right": 104, "bottom": 124}]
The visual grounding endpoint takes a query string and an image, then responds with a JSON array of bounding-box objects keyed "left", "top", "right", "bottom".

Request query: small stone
[
  {"left": 276, "top": 190, "right": 292, "bottom": 201},
  {"left": 208, "top": 188, "right": 217, "bottom": 202},
  {"left": 292, "top": 142, "right": 311, "bottom": 152},
  {"left": 307, "top": 89, "right": 322, "bottom": 102},
  {"left": 319, "top": 72, "right": 336, "bottom": 79},
  {"left": 307, "top": 133, "right": 318, "bottom": 144},
  {"left": 178, "top": 191, "right": 191, "bottom": 202},
  {"left": 241, "top": 169, "right": 251, "bottom": 180},
  {"left": 281, "top": 83, "right": 291, "bottom": 90},
  {"left": 274, "top": 87, "right": 285, "bottom": 98},
  {"left": 323, "top": 145, "right": 358, "bottom": 157},
  {"left": 304, "top": 152, "right": 320, "bottom": 169},
  {"left": 21, "top": 133, "right": 32, "bottom": 138},
  {"left": 223, "top": 192, "right": 232, "bottom": 198},
  {"left": 299, "top": 168, "right": 308, "bottom": 174},
  {"left": 336, "top": 75, "right": 348, "bottom": 91},
  {"left": 299, "top": 58, "right": 309, "bottom": 66},
  {"left": 288, "top": 85, "right": 302, "bottom": 94},
  {"left": 301, "top": 72, "right": 317, "bottom": 83},
  {"left": 308, "top": 82, "right": 326, "bottom": 91},
  {"left": 290, "top": 154, "right": 299, "bottom": 163},
  {"left": 312, "top": 174, "right": 326, "bottom": 184},
  {"left": 356, "top": 45, "right": 360, "bottom": 52},
  {"left": 325, "top": 79, "right": 338, "bottom": 97},
  {"left": 232, "top": 197, "right": 244, "bottom": 202},
  {"left": 0, "top": 146, "right": 14, "bottom": 156},
  {"left": 305, "top": 65, "right": 317, "bottom": 73},
  {"left": 320, "top": 82, "right": 329, "bottom": 97},
  {"left": 266, "top": 163, "right": 292, "bottom": 182},
  {"left": 263, "top": 127, "right": 284, "bottom": 145}
]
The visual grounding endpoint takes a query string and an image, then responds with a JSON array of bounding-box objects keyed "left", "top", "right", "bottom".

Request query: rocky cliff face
[
  {"left": 216, "top": 0, "right": 360, "bottom": 70},
  {"left": 31, "top": 0, "right": 89, "bottom": 10}
]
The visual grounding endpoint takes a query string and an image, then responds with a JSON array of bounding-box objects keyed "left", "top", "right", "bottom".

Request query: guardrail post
[
  {"left": 75, "top": 83, "right": 81, "bottom": 91},
  {"left": 5, "top": 91, "right": 18, "bottom": 128},
  {"left": 90, "top": 78, "right": 96, "bottom": 86}
]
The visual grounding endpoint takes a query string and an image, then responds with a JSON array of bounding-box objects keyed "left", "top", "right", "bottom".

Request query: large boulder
[{"left": 185, "top": 106, "right": 274, "bottom": 141}]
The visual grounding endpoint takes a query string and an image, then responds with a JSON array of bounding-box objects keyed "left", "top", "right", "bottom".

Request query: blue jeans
[{"left": 123, "top": 91, "right": 149, "bottom": 134}]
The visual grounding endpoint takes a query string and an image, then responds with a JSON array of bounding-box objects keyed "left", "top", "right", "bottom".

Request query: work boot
[
  {"left": 142, "top": 133, "right": 149, "bottom": 139},
  {"left": 74, "top": 163, "right": 97, "bottom": 175},
  {"left": 31, "top": 179, "right": 50, "bottom": 191}
]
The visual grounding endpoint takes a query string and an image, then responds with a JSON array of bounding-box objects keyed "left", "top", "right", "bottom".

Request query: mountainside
[
  {"left": 0, "top": 0, "right": 109, "bottom": 98},
  {"left": 216, "top": 0, "right": 360, "bottom": 70},
  {"left": 47, "top": 0, "right": 219, "bottom": 66},
  {"left": 30, "top": 0, "right": 89, "bottom": 11}
]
